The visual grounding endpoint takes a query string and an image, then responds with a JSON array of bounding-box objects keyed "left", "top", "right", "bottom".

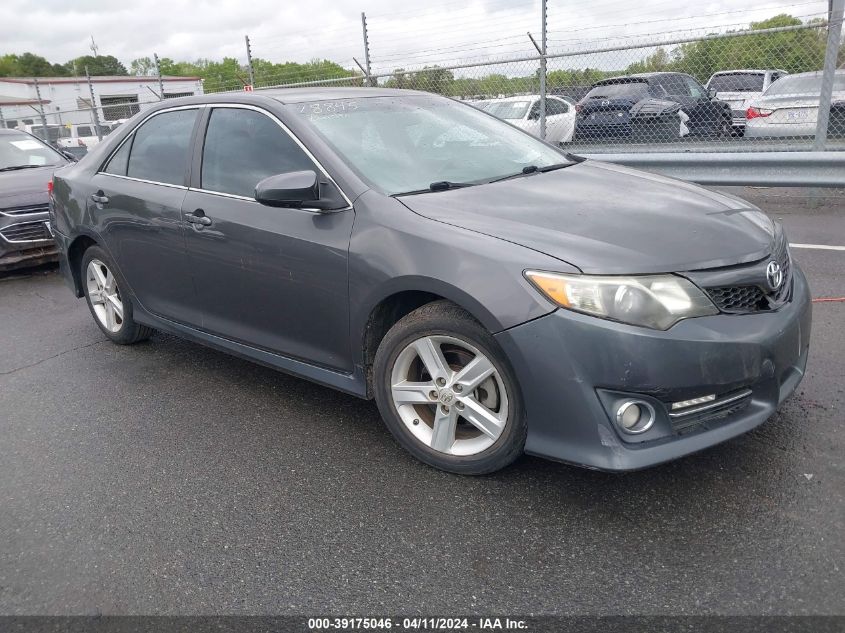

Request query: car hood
[
  {"left": 397, "top": 160, "right": 777, "bottom": 274},
  {"left": 0, "top": 164, "right": 61, "bottom": 209}
]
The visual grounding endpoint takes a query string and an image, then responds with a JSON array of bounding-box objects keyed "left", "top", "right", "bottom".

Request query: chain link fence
[{"left": 2, "top": 1, "right": 842, "bottom": 158}]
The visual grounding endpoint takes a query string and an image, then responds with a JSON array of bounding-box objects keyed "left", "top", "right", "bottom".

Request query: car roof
[{"left": 260, "top": 86, "right": 433, "bottom": 104}]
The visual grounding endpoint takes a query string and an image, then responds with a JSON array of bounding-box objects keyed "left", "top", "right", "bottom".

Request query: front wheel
[
  {"left": 81, "top": 245, "right": 153, "bottom": 345},
  {"left": 373, "top": 301, "right": 526, "bottom": 475}
]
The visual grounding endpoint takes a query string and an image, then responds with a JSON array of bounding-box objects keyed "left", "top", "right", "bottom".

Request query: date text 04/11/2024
[{"left": 306, "top": 617, "right": 530, "bottom": 630}]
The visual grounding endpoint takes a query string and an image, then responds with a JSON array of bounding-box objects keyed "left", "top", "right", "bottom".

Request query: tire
[
  {"left": 81, "top": 245, "right": 153, "bottom": 345},
  {"left": 373, "top": 300, "right": 526, "bottom": 475}
]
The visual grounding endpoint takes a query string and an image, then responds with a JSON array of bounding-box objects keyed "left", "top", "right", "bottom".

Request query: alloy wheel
[
  {"left": 86, "top": 258, "right": 124, "bottom": 333},
  {"left": 390, "top": 335, "right": 509, "bottom": 456}
]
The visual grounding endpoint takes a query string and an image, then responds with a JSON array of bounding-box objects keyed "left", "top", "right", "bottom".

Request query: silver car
[
  {"left": 706, "top": 69, "right": 788, "bottom": 132},
  {"left": 744, "top": 70, "right": 845, "bottom": 138}
]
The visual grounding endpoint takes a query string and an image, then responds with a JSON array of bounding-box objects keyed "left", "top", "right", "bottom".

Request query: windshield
[
  {"left": 292, "top": 95, "right": 568, "bottom": 195},
  {"left": 584, "top": 81, "right": 650, "bottom": 100},
  {"left": 483, "top": 100, "right": 532, "bottom": 120},
  {"left": 709, "top": 73, "right": 765, "bottom": 92},
  {"left": 30, "top": 125, "right": 71, "bottom": 144},
  {"left": 0, "top": 132, "right": 64, "bottom": 170},
  {"left": 765, "top": 72, "right": 845, "bottom": 96}
]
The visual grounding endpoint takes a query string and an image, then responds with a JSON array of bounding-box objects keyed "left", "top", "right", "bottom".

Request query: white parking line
[{"left": 789, "top": 243, "right": 845, "bottom": 251}]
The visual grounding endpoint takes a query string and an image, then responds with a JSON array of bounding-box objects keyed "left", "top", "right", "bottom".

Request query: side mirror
[
  {"left": 708, "top": 86, "right": 717, "bottom": 99},
  {"left": 255, "top": 170, "right": 347, "bottom": 212}
]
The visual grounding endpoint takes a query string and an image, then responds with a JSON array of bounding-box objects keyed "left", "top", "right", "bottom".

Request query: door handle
[
  {"left": 91, "top": 191, "right": 109, "bottom": 204},
  {"left": 186, "top": 209, "right": 212, "bottom": 226}
]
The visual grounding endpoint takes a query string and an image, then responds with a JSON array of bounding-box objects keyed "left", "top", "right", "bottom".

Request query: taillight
[
  {"left": 746, "top": 106, "right": 772, "bottom": 119},
  {"left": 47, "top": 179, "right": 54, "bottom": 195}
]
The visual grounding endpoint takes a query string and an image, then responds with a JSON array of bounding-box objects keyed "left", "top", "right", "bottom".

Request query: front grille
[
  {"left": 0, "top": 221, "right": 53, "bottom": 243},
  {"left": 704, "top": 237, "right": 792, "bottom": 314},
  {"left": 0, "top": 203, "right": 49, "bottom": 216},
  {"left": 669, "top": 389, "right": 753, "bottom": 434},
  {"left": 707, "top": 285, "right": 767, "bottom": 312}
]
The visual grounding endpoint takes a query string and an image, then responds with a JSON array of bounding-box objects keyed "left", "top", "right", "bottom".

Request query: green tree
[
  {"left": 129, "top": 57, "right": 155, "bottom": 76},
  {"left": 65, "top": 54, "right": 127, "bottom": 76},
  {"left": 0, "top": 52, "right": 68, "bottom": 77}
]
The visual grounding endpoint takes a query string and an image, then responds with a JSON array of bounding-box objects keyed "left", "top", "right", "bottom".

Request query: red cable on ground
[{"left": 812, "top": 297, "right": 845, "bottom": 303}]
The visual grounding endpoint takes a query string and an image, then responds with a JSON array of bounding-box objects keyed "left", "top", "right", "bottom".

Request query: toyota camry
[{"left": 49, "top": 88, "right": 811, "bottom": 474}]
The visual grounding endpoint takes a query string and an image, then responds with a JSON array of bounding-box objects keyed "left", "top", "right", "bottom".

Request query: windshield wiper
[
  {"left": 0, "top": 164, "right": 47, "bottom": 172},
  {"left": 392, "top": 180, "right": 478, "bottom": 197},
  {"left": 488, "top": 161, "right": 575, "bottom": 184}
]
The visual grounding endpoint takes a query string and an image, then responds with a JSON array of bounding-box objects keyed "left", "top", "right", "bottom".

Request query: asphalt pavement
[{"left": 0, "top": 187, "right": 843, "bottom": 616}]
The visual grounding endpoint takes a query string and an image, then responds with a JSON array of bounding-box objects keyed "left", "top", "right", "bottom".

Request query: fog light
[
  {"left": 615, "top": 400, "right": 656, "bottom": 434},
  {"left": 670, "top": 394, "right": 716, "bottom": 410}
]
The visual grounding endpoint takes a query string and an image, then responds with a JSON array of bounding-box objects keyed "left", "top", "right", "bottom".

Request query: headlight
[{"left": 525, "top": 270, "right": 718, "bottom": 330}]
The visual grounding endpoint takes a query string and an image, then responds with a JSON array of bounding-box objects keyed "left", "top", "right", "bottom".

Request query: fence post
[
  {"left": 85, "top": 66, "right": 104, "bottom": 141},
  {"left": 361, "top": 12, "right": 374, "bottom": 87},
  {"left": 245, "top": 35, "right": 256, "bottom": 87},
  {"left": 813, "top": 0, "right": 844, "bottom": 150},
  {"left": 0, "top": 106, "right": 5, "bottom": 129},
  {"left": 153, "top": 53, "right": 165, "bottom": 100},
  {"left": 32, "top": 78, "right": 51, "bottom": 142},
  {"left": 539, "top": 0, "right": 547, "bottom": 140}
]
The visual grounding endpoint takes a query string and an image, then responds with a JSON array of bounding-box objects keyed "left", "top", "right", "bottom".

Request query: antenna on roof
[{"left": 89, "top": 36, "right": 99, "bottom": 57}]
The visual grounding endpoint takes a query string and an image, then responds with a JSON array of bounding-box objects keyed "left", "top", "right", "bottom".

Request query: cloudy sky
[{"left": 1, "top": 0, "right": 830, "bottom": 74}]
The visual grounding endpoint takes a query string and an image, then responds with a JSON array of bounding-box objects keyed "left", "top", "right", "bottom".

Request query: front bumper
[
  {"left": 0, "top": 209, "right": 58, "bottom": 271},
  {"left": 495, "top": 264, "right": 812, "bottom": 471}
]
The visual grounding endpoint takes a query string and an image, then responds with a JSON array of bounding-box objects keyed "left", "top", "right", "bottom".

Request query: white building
[{"left": 0, "top": 75, "right": 204, "bottom": 130}]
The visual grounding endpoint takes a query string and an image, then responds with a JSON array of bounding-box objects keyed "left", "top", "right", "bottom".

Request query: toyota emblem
[{"left": 766, "top": 260, "right": 783, "bottom": 291}]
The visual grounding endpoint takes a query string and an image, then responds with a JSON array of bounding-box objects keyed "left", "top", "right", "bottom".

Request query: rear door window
[
  {"left": 547, "top": 98, "right": 570, "bottom": 115},
  {"left": 126, "top": 109, "right": 198, "bottom": 186},
  {"left": 584, "top": 82, "right": 650, "bottom": 100},
  {"left": 709, "top": 73, "right": 765, "bottom": 92}
]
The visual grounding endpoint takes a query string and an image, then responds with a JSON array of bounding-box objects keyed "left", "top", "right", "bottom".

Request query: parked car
[
  {"left": 1, "top": 128, "right": 71, "bottom": 270},
  {"left": 56, "top": 122, "right": 116, "bottom": 150},
  {"left": 745, "top": 70, "right": 845, "bottom": 139},
  {"left": 707, "top": 69, "right": 788, "bottom": 134},
  {"left": 481, "top": 95, "right": 575, "bottom": 143},
  {"left": 574, "top": 72, "right": 732, "bottom": 141},
  {"left": 50, "top": 89, "right": 810, "bottom": 474},
  {"left": 22, "top": 123, "right": 71, "bottom": 147}
]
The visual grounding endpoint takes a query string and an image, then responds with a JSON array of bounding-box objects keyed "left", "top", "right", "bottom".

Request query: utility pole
[
  {"left": 813, "top": 0, "right": 844, "bottom": 150},
  {"left": 32, "top": 78, "right": 51, "bottom": 143},
  {"left": 361, "top": 12, "right": 373, "bottom": 87},
  {"left": 245, "top": 35, "right": 256, "bottom": 88},
  {"left": 527, "top": 0, "right": 548, "bottom": 140},
  {"left": 153, "top": 53, "right": 165, "bottom": 100},
  {"left": 539, "top": 0, "right": 547, "bottom": 141},
  {"left": 86, "top": 66, "right": 104, "bottom": 141}
]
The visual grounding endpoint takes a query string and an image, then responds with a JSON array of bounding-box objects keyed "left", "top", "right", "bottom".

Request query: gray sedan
[
  {"left": 49, "top": 88, "right": 810, "bottom": 474},
  {"left": 745, "top": 70, "right": 845, "bottom": 138}
]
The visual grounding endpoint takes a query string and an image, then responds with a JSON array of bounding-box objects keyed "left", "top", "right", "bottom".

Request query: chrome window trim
[
  {"left": 97, "top": 101, "right": 354, "bottom": 210},
  {"left": 0, "top": 219, "right": 53, "bottom": 244},
  {"left": 98, "top": 172, "right": 188, "bottom": 191},
  {"left": 97, "top": 104, "right": 202, "bottom": 186},
  {"left": 195, "top": 103, "right": 354, "bottom": 210}
]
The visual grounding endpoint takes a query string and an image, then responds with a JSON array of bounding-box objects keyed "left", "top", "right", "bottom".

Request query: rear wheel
[
  {"left": 81, "top": 246, "right": 152, "bottom": 345},
  {"left": 373, "top": 301, "right": 526, "bottom": 475}
]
